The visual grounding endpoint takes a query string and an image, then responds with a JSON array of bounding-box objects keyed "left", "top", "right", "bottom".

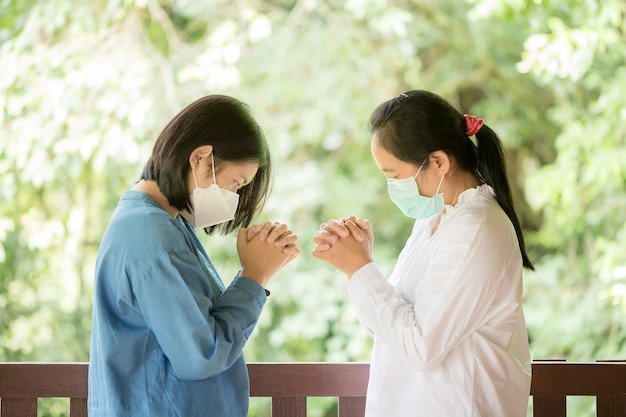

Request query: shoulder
[
  {"left": 442, "top": 186, "right": 517, "bottom": 245},
  {"left": 101, "top": 191, "right": 191, "bottom": 257},
  {"left": 435, "top": 187, "right": 522, "bottom": 277}
]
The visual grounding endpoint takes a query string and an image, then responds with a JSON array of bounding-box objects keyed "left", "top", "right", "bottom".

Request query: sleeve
[
  {"left": 130, "top": 248, "right": 266, "bottom": 381},
  {"left": 346, "top": 208, "right": 520, "bottom": 371}
]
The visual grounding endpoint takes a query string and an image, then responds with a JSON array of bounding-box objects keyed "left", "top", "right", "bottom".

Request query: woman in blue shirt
[{"left": 88, "top": 95, "right": 300, "bottom": 417}]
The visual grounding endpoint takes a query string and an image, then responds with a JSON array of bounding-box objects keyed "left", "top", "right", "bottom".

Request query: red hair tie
[{"left": 464, "top": 114, "right": 484, "bottom": 136}]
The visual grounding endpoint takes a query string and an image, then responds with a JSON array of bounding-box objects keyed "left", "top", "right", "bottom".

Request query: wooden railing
[{"left": 1, "top": 361, "right": 626, "bottom": 416}]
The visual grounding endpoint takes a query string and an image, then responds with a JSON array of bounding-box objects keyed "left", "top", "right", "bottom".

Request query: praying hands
[{"left": 311, "top": 216, "right": 374, "bottom": 278}]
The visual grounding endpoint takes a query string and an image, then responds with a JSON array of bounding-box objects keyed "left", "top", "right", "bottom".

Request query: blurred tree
[
  {"left": 510, "top": 0, "right": 626, "bottom": 361},
  {"left": 1, "top": 0, "right": 624, "bottom": 416}
]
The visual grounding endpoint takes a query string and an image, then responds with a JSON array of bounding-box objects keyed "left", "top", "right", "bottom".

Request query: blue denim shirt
[{"left": 88, "top": 191, "right": 266, "bottom": 417}]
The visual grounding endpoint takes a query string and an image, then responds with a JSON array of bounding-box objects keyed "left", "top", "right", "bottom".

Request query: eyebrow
[{"left": 381, "top": 168, "right": 396, "bottom": 173}]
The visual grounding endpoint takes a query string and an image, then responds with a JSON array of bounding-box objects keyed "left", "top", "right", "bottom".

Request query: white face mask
[{"left": 184, "top": 154, "right": 240, "bottom": 228}]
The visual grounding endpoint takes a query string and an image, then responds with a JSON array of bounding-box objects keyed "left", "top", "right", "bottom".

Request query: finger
[
  {"left": 340, "top": 216, "right": 368, "bottom": 230},
  {"left": 340, "top": 216, "right": 358, "bottom": 223},
  {"left": 342, "top": 217, "right": 372, "bottom": 239},
  {"left": 322, "top": 219, "right": 349, "bottom": 237},
  {"left": 282, "top": 244, "right": 302, "bottom": 256},
  {"left": 266, "top": 222, "right": 289, "bottom": 243},
  {"left": 340, "top": 216, "right": 369, "bottom": 238},
  {"left": 237, "top": 227, "right": 249, "bottom": 249},
  {"left": 274, "top": 233, "right": 298, "bottom": 247},
  {"left": 311, "top": 248, "right": 333, "bottom": 264},
  {"left": 355, "top": 218, "right": 371, "bottom": 230},
  {"left": 356, "top": 218, "right": 374, "bottom": 242},
  {"left": 288, "top": 248, "right": 302, "bottom": 263},
  {"left": 312, "top": 230, "right": 338, "bottom": 245},
  {"left": 246, "top": 224, "right": 263, "bottom": 240},
  {"left": 257, "top": 221, "right": 274, "bottom": 241},
  {"left": 312, "top": 242, "right": 331, "bottom": 252},
  {"left": 343, "top": 220, "right": 365, "bottom": 241}
]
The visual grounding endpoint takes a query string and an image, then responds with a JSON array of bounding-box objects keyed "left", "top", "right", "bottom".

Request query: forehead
[{"left": 370, "top": 137, "right": 403, "bottom": 171}]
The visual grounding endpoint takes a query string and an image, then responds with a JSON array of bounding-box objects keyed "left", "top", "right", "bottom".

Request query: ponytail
[{"left": 474, "top": 124, "right": 535, "bottom": 270}]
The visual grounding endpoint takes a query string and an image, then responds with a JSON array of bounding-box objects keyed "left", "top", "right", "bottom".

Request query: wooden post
[
  {"left": 595, "top": 360, "right": 626, "bottom": 417},
  {"left": 531, "top": 359, "right": 566, "bottom": 417}
]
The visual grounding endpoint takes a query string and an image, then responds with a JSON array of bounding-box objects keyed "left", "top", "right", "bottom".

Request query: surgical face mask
[
  {"left": 386, "top": 162, "right": 445, "bottom": 219},
  {"left": 185, "top": 154, "right": 240, "bottom": 228}
]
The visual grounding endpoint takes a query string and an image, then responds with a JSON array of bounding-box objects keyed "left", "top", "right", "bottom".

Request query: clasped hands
[
  {"left": 237, "top": 221, "right": 300, "bottom": 289},
  {"left": 237, "top": 216, "right": 374, "bottom": 292},
  {"left": 311, "top": 216, "right": 374, "bottom": 278}
]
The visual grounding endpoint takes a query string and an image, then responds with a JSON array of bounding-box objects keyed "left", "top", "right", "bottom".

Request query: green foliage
[
  {"left": 1, "top": 1, "right": 625, "bottom": 416},
  {"left": 514, "top": 0, "right": 626, "bottom": 367}
]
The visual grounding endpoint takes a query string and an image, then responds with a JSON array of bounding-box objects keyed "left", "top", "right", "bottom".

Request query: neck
[
  {"left": 443, "top": 171, "right": 482, "bottom": 206},
  {"left": 131, "top": 180, "right": 179, "bottom": 218}
]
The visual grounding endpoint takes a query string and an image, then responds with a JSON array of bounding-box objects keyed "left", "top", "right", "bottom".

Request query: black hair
[
  {"left": 369, "top": 90, "right": 534, "bottom": 270},
  {"left": 141, "top": 95, "right": 271, "bottom": 235}
]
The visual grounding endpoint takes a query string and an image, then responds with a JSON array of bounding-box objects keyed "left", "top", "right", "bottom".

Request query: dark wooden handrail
[{"left": 1, "top": 361, "right": 626, "bottom": 416}]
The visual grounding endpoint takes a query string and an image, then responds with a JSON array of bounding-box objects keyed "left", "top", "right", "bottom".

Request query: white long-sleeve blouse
[{"left": 346, "top": 184, "right": 531, "bottom": 417}]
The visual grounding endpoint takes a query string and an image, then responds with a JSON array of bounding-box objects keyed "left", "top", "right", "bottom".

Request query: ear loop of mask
[
  {"left": 435, "top": 174, "right": 445, "bottom": 194},
  {"left": 415, "top": 159, "right": 445, "bottom": 194},
  {"left": 414, "top": 160, "right": 426, "bottom": 179},
  {"left": 210, "top": 153, "right": 217, "bottom": 185},
  {"left": 191, "top": 169, "right": 199, "bottom": 188}
]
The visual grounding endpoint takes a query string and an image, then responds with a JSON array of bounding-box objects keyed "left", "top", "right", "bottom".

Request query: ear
[
  {"left": 188, "top": 145, "right": 214, "bottom": 171},
  {"left": 429, "top": 151, "right": 450, "bottom": 175}
]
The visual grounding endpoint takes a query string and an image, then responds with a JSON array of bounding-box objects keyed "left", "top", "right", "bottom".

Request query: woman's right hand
[{"left": 236, "top": 222, "right": 300, "bottom": 289}]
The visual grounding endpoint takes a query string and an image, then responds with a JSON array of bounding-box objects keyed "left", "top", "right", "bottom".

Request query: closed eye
[{"left": 234, "top": 179, "right": 247, "bottom": 191}]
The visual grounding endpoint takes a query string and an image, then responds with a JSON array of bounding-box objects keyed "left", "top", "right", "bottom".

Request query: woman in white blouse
[{"left": 312, "top": 90, "right": 533, "bottom": 417}]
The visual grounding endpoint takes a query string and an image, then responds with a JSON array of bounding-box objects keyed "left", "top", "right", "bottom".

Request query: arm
[
  {"left": 129, "top": 221, "right": 298, "bottom": 381},
  {"left": 131, "top": 249, "right": 265, "bottom": 380}
]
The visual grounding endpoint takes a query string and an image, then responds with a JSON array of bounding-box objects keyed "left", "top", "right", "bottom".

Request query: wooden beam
[
  {"left": 0, "top": 363, "right": 87, "bottom": 398},
  {"left": 247, "top": 362, "right": 370, "bottom": 397},
  {"left": 531, "top": 362, "right": 626, "bottom": 396}
]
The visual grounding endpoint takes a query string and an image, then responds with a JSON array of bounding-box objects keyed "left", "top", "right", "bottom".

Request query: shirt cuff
[
  {"left": 230, "top": 276, "right": 268, "bottom": 308},
  {"left": 346, "top": 262, "right": 389, "bottom": 304},
  {"left": 236, "top": 270, "right": 270, "bottom": 297}
]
